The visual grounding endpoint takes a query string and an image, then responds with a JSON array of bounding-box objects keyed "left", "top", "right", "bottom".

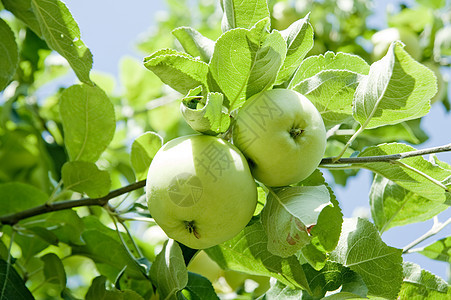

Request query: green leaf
[
  {"left": 0, "top": 18, "right": 19, "bottom": 91},
  {"left": 220, "top": 0, "right": 270, "bottom": 32},
  {"left": 2, "top": 0, "right": 42, "bottom": 35},
  {"left": 61, "top": 161, "right": 111, "bottom": 198},
  {"left": 181, "top": 273, "right": 220, "bottom": 300},
  {"left": 25, "top": 226, "right": 59, "bottom": 246},
  {"left": 0, "top": 259, "right": 34, "bottom": 300},
  {"left": 275, "top": 14, "right": 314, "bottom": 85},
  {"left": 289, "top": 51, "right": 370, "bottom": 89},
  {"left": 205, "top": 221, "right": 311, "bottom": 292},
  {"left": 41, "top": 253, "right": 66, "bottom": 292},
  {"left": 86, "top": 275, "right": 145, "bottom": 300},
  {"left": 309, "top": 186, "right": 343, "bottom": 253},
  {"left": 143, "top": 49, "right": 209, "bottom": 95},
  {"left": 261, "top": 186, "right": 331, "bottom": 258},
  {"left": 370, "top": 174, "right": 448, "bottom": 233},
  {"left": 359, "top": 143, "right": 451, "bottom": 204},
  {"left": 181, "top": 90, "right": 230, "bottom": 135},
  {"left": 302, "top": 262, "right": 368, "bottom": 299},
  {"left": 72, "top": 216, "right": 144, "bottom": 280},
  {"left": 293, "top": 70, "right": 365, "bottom": 128},
  {"left": 29, "top": 0, "right": 93, "bottom": 84},
  {"left": 120, "top": 56, "right": 162, "bottom": 107},
  {"left": 361, "top": 119, "right": 428, "bottom": 145},
  {"left": 419, "top": 236, "right": 451, "bottom": 263},
  {"left": 399, "top": 262, "right": 449, "bottom": 299},
  {"left": 60, "top": 84, "right": 115, "bottom": 162},
  {"left": 150, "top": 239, "right": 188, "bottom": 299},
  {"left": 415, "top": 0, "right": 446, "bottom": 9},
  {"left": 353, "top": 41, "right": 435, "bottom": 129},
  {"left": 0, "top": 182, "right": 47, "bottom": 216},
  {"left": 130, "top": 131, "right": 163, "bottom": 180},
  {"left": 330, "top": 218, "right": 403, "bottom": 299},
  {"left": 25, "top": 210, "right": 85, "bottom": 245},
  {"left": 208, "top": 19, "right": 286, "bottom": 110},
  {"left": 261, "top": 281, "right": 303, "bottom": 300},
  {"left": 172, "top": 27, "right": 215, "bottom": 63}
]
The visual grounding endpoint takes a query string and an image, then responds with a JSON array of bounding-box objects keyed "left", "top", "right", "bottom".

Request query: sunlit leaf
[
  {"left": 30, "top": 0, "right": 93, "bottom": 84},
  {"left": 353, "top": 42, "right": 435, "bottom": 129},
  {"left": 181, "top": 90, "right": 230, "bottom": 135},
  {"left": 330, "top": 218, "right": 403, "bottom": 299},
  {"left": 220, "top": 0, "right": 270, "bottom": 32},
  {"left": 370, "top": 175, "right": 448, "bottom": 233},
  {"left": 62, "top": 161, "right": 111, "bottom": 198},
  {"left": 302, "top": 262, "right": 368, "bottom": 299},
  {"left": 172, "top": 27, "right": 215, "bottom": 63},
  {"left": 275, "top": 14, "right": 314, "bottom": 84},
  {"left": 0, "top": 18, "right": 19, "bottom": 91},
  {"left": 261, "top": 186, "right": 330, "bottom": 257},
  {"left": 2, "top": 0, "right": 42, "bottom": 35},
  {"left": 293, "top": 70, "right": 365, "bottom": 128},
  {"left": 289, "top": 51, "right": 370, "bottom": 88},
  {"left": 60, "top": 84, "right": 115, "bottom": 162},
  {"left": 419, "top": 236, "right": 451, "bottom": 263},
  {"left": 399, "top": 262, "right": 449, "bottom": 299},
  {"left": 143, "top": 49, "right": 209, "bottom": 95},
  {"left": 208, "top": 18, "right": 286, "bottom": 110},
  {"left": 262, "top": 280, "right": 303, "bottom": 300},
  {"left": 150, "top": 239, "right": 188, "bottom": 299},
  {"left": 131, "top": 132, "right": 163, "bottom": 180},
  {"left": 206, "top": 221, "right": 311, "bottom": 292},
  {"left": 359, "top": 143, "right": 451, "bottom": 204}
]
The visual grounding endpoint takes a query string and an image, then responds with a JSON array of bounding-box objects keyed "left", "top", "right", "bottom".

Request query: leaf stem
[
  {"left": 331, "top": 125, "right": 365, "bottom": 162},
  {"left": 403, "top": 216, "right": 451, "bottom": 254},
  {"left": 115, "top": 212, "right": 145, "bottom": 258}
]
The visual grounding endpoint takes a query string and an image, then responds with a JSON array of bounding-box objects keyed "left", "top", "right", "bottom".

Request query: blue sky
[{"left": 63, "top": 0, "right": 451, "bottom": 280}]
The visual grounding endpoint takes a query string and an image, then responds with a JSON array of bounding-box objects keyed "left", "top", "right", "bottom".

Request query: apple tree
[{"left": 0, "top": 0, "right": 450, "bottom": 299}]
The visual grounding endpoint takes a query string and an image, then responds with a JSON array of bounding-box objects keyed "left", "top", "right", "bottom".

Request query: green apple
[
  {"left": 371, "top": 27, "right": 421, "bottom": 61},
  {"left": 232, "top": 89, "right": 326, "bottom": 187},
  {"left": 146, "top": 134, "right": 257, "bottom": 249},
  {"left": 187, "top": 250, "right": 224, "bottom": 283}
]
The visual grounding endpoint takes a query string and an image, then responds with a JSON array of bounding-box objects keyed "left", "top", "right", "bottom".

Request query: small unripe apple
[
  {"left": 371, "top": 27, "right": 421, "bottom": 61},
  {"left": 187, "top": 250, "right": 224, "bottom": 283},
  {"left": 146, "top": 135, "right": 257, "bottom": 249},
  {"left": 232, "top": 89, "right": 326, "bottom": 187}
]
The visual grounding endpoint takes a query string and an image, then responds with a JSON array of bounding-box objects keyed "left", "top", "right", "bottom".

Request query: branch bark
[
  {"left": 0, "top": 180, "right": 146, "bottom": 226},
  {"left": 1, "top": 144, "right": 450, "bottom": 226},
  {"left": 320, "top": 143, "right": 451, "bottom": 165}
]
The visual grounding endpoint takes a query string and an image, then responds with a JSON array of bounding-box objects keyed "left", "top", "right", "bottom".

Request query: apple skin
[
  {"left": 146, "top": 134, "right": 257, "bottom": 249},
  {"left": 232, "top": 89, "right": 326, "bottom": 187},
  {"left": 371, "top": 27, "right": 421, "bottom": 61}
]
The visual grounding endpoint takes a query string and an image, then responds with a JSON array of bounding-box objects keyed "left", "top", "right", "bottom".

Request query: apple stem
[{"left": 289, "top": 128, "right": 304, "bottom": 139}]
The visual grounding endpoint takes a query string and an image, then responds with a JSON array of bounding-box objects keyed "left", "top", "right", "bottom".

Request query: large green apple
[
  {"left": 146, "top": 134, "right": 257, "bottom": 249},
  {"left": 232, "top": 89, "right": 326, "bottom": 187}
]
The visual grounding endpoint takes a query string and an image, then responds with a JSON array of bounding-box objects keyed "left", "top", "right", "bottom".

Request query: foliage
[{"left": 0, "top": 0, "right": 450, "bottom": 299}]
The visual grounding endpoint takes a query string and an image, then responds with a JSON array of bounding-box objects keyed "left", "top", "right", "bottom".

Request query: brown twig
[{"left": 0, "top": 180, "right": 146, "bottom": 226}]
